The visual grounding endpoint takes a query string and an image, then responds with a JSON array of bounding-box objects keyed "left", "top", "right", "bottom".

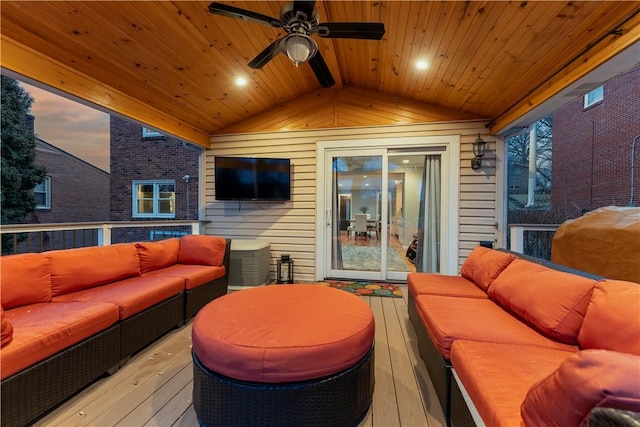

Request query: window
[
  {"left": 132, "top": 180, "right": 175, "bottom": 218},
  {"left": 583, "top": 85, "right": 604, "bottom": 109},
  {"left": 34, "top": 176, "right": 51, "bottom": 209},
  {"left": 142, "top": 127, "right": 163, "bottom": 138}
]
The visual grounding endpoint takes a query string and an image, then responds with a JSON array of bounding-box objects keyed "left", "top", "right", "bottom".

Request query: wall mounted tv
[{"left": 214, "top": 156, "right": 291, "bottom": 201}]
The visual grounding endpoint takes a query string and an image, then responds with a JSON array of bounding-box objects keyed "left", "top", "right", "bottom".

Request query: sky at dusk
[{"left": 20, "top": 82, "right": 111, "bottom": 172}]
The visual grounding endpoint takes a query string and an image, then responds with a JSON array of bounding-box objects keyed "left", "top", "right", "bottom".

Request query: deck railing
[
  {"left": 509, "top": 223, "right": 560, "bottom": 260},
  {"left": 0, "top": 220, "right": 206, "bottom": 255}
]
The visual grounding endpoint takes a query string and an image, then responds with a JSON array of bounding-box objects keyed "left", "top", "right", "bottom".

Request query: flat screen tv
[{"left": 214, "top": 156, "right": 291, "bottom": 201}]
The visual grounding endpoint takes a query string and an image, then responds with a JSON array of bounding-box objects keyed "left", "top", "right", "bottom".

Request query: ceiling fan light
[{"left": 283, "top": 34, "right": 317, "bottom": 66}]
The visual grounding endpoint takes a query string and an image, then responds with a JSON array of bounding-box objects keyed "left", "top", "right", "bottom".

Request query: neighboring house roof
[{"left": 35, "top": 138, "right": 110, "bottom": 177}]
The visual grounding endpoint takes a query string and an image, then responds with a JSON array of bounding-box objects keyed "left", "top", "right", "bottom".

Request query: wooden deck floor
[{"left": 35, "top": 291, "right": 445, "bottom": 427}]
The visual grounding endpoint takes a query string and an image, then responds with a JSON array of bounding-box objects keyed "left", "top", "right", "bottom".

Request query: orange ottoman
[{"left": 192, "top": 284, "right": 375, "bottom": 427}]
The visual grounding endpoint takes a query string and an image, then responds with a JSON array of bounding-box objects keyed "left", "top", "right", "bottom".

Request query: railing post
[
  {"left": 98, "top": 224, "right": 112, "bottom": 246},
  {"left": 510, "top": 225, "right": 524, "bottom": 253},
  {"left": 191, "top": 222, "right": 201, "bottom": 235}
]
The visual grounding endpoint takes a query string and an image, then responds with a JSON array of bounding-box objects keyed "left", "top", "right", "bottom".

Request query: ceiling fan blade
[
  {"left": 208, "top": 2, "right": 281, "bottom": 27},
  {"left": 292, "top": 0, "right": 316, "bottom": 21},
  {"left": 317, "top": 22, "right": 385, "bottom": 40},
  {"left": 248, "top": 38, "right": 284, "bottom": 69},
  {"left": 308, "top": 52, "right": 335, "bottom": 88}
]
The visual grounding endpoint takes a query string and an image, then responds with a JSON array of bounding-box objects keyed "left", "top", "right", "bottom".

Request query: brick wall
[
  {"left": 109, "top": 117, "right": 202, "bottom": 221},
  {"left": 32, "top": 142, "right": 110, "bottom": 223},
  {"left": 551, "top": 63, "right": 640, "bottom": 217}
]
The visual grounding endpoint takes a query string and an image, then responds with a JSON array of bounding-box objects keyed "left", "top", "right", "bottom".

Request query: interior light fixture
[
  {"left": 471, "top": 134, "right": 487, "bottom": 170},
  {"left": 416, "top": 60, "right": 429, "bottom": 70},
  {"left": 402, "top": 159, "right": 410, "bottom": 164},
  {"left": 235, "top": 77, "right": 247, "bottom": 86},
  {"left": 282, "top": 33, "right": 318, "bottom": 67}
]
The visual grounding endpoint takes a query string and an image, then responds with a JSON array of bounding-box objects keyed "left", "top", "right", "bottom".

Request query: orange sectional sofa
[
  {"left": 0, "top": 235, "right": 230, "bottom": 427},
  {"left": 407, "top": 246, "right": 640, "bottom": 427}
]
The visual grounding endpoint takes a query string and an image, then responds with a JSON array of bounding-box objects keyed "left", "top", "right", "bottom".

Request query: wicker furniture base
[
  {"left": 0, "top": 325, "right": 121, "bottom": 427},
  {"left": 450, "top": 371, "right": 477, "bottom": 427},
  {"left": 408, "top": 293, "right": 451, "bottom": 425},
  {"left": 192, "top": 346, "right": 374, "bottom": 427}
]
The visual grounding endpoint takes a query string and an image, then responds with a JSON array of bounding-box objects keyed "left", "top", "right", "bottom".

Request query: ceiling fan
[{"left": 208, "top": 1, "right": 385, "bottom": 88}]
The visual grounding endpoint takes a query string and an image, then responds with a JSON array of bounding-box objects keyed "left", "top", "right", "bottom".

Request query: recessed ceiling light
[
  {"left": 416, "top": 60, "right": 429, "bottom": 70},
  {"left": 235, "top": 77, "right": 247, "bottom": 86}
]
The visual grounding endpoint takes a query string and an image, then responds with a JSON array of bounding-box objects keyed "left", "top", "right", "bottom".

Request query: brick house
[
  {"left": 25, "top": 115, "right": 110, "bottom": 225},
  {"left": 109, "top": 116, "right": 202, "bottom": 238},
  {"left": 551, "top": 63, "right": 640, "bottom": 218}
]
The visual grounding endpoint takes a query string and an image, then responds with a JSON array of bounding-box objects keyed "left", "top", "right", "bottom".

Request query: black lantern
[
  {"left": 276, "top": 254, "right": 294, "bottom": 284},
  {"left": 471, "top": 134, "right": 487, "bottom": 170}
]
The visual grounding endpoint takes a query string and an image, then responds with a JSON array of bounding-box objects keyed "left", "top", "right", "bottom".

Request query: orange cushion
[
  {"left": 1, "top": 253, "right": 51, "bottom": 308},
  {"left": 408, "top": 273, "right": 488, "bottom": 299},
  {"left": 178, "top": 235, "right": 226, "bottom": 266},
  {"left": 49, "top": 244, "right": 141, "bottom": 296},
  {"left": 145, "top": 264, "right": 225, "bottom": 290},
  {"left": 192, "top": 284, "right": 374, "bottom": 383},
  {"left": 1, "top": 306, "right": 13, "bottom": 348},
  {"left": 578, "top": 280, "right": 640, "bottom": 355},
  {"left": 460, "top": 247, "right": 516, "bottom": 291},
  {"left": 521, "top": 350, "right": 640, "bottom": 427},
  {"left": 53, "top": 275, "right": 184, "bottom": 320},
  {"left": 1, "top": 301, "right": 119, "bottom": 379},
  {"left": 415, "top": 295, "right": 577, "bottom": 359},
  {"left": 488, "top": 258, "right": 597, "bottom": 344},
  {"left": 136, "top": 238, "right": 180, "bottom": 273},
  {"left": 450, "top": 340, "right": 576, "bottom": 427}
]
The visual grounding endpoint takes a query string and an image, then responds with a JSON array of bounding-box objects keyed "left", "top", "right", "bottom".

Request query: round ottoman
[{"left": 192, "top": 284, "right": 375, "bottom": 427}]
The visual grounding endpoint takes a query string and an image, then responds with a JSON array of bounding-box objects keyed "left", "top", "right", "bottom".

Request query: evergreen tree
[{"left": 1, "top": 76, "right": 46, "bottom": 250}]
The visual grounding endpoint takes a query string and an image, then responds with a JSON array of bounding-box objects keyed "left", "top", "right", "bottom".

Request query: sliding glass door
[{"left": 325, "top": 148, "right": 444, "bottom": 281}]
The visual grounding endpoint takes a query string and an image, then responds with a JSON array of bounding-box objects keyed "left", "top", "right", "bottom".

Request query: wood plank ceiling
[{"left": 1, "top": 1, "right": 639, "bottom": 147}]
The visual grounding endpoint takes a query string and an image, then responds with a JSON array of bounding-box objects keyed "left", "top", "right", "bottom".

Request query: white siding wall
[{"left": 205, "top": 120, "right": 499, "bottom": 282}]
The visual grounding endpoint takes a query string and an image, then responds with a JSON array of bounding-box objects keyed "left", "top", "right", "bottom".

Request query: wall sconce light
[{"left": 471, "top": 134, "right": 487, "bottom": 170}]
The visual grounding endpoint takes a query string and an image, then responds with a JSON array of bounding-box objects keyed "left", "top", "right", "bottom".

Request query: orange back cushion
[
  {"left": 1, "top": 306, "right": 13, "bottom": 347},
  {"left": 136, "top": 238, "right": 180, "bottom": 273},
  {"left": 578, "top": 280, "right": 640, "bottom": 355},
  {"left": 460, "top": 246, "right": 516, "bottom": 291},
  {"left": 0, "top": 252, "right": 51, "bottom": 308},
  {"left": 178, "top": 235, "right": 227, "bottom": 266},
  {"left": 488, "top": 259, "right": 597, "bottom": 344},
  {"left": 521, "top": 350, "right": 640, "bottom": 426},
  {"left": 50, "top": 244, "right": 140, "bottom": 296}
]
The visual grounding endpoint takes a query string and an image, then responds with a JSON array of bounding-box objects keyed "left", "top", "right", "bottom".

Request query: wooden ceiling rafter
[{"left": 1, "top": 1, "right": 638, "bottom": 143}]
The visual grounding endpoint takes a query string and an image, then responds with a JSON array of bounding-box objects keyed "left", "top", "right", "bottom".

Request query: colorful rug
[{"left": 316, "top": 280, "right": 403, "bottom": 298}]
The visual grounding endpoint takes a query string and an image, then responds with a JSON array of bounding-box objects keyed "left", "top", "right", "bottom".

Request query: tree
[
  {"left": 507, "top": 116, "right": 553, "bottom": 192},
  {"left": 1, "top": 76, "right": 46, "bottom": 250}
]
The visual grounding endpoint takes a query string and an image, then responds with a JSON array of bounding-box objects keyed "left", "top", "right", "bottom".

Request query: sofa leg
[
  {"left": 119, "top": 356, "right": 131, "bottom": 368},
  {"left": 107, "top": 362, "right": 120, "bottom": 376}
]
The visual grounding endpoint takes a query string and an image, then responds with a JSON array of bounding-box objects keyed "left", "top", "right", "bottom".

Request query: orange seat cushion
[
  {"left": 408, "top": 273, "right": 487, "bottom": 299},
  {"left": 521, "top": 349, "right": 640, "bottom": 426},
  {"left": 1, "top": 252, "right": 51, "bottom": 308},
  {"left": 578, "top": 280, "right": 640, "bottom": 355},
  {"left": 460, "top": 246, "right": 516, "bottom": 291},
  {"left": 145, "top": 264, "right": 225, "bottom": 290},
  {"left": 136, "top": 238, "right": 180, "bottom": 273},
  {"left": 192, "top": 284, "right": 375, "bottom": 383},
  {"left": 49, "top": 244, "right": 141, "bottom": 296},
  {"left": 1, "top": 306, "right": 13, "bottom": 348},
  {"left": 488, "top": 258, "right": 597, "bottom": 344},
  {"left": 52, "top": 275, "right": 184, "bottom": 320},
  {"left": 1, "top": 301, "right": 119, "bottom": 379},
  {"left": 450, "top": 340, "right": 576, "bottom": 427},
  {"left": 415, "top": 295, "right": 577, "bottom": 359},
  {"left": 178, "top": 235, "right": 226, "bottom": 266}
]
